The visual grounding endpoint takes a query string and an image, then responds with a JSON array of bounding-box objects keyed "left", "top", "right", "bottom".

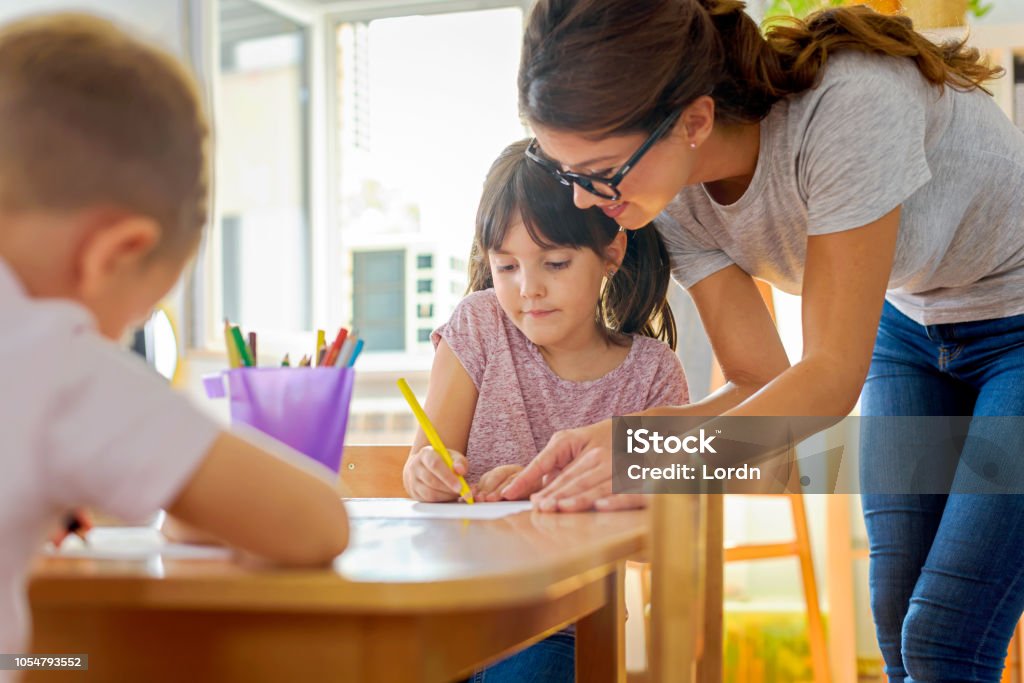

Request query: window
[
  {"left": 200, "top": 1, "right": 526, "bottom": 445},
  {"left": 214, "top": 0, "right": 311, "bottom": 333},
  {"left": 335, "top": 6, "right": 526, "bottom": 354},
  {"left": 352, "top": 250, "right": 405, "bottom": 351}
]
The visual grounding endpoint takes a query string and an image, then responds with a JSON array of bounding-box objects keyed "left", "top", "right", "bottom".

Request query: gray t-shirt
[{"left": 657, "top": 50, "right": 1024, "bottom": 325}]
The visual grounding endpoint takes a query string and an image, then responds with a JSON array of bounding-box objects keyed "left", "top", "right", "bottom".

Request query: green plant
[
  {"left": 763, "top": 0, "right": 844, "bottom": 21},
  {"left": 968, "top": 0, "right": 995, "bottom": 18}
]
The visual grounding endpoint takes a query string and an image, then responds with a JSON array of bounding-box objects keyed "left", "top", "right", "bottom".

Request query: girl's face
[
  {"left": 488, "top": 218, "right": 619, "bottom": 350},
  {"left": 531, "top": 122, "right": 692, "bottom": 230}
]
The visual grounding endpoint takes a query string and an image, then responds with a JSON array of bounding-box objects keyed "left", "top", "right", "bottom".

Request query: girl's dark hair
[
  {"left": 519, "top": 0, "right": 1003, "bottom": 133},
  {"left": 469, "top": 139, "right": 677, "bottom": 349}
]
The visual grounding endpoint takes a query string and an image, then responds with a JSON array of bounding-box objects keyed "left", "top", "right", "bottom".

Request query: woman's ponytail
[{"left": 520, "top": 0, "right": 1003, "bottom": 133}]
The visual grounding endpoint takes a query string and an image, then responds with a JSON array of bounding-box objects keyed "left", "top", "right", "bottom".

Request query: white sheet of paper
[
  {"left": 44, "top": 526, "right": 232, "bottom": 561},
  {"left": 344, "top": 498, "right": 533, "bottom": 520}
]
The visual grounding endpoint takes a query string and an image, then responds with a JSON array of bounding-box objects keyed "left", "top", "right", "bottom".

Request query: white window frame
[{"left": 189, "top": 0, "right": 531, "bottom": 371}]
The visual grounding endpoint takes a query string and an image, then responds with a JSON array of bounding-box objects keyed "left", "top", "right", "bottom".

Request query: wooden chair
[
  {"left": 1001, "top": 623, "right": 1023, "bottom": 683},
  {"left": 648, "top": 279, "right": 830, "bottom": 683},
  {"left": 337, "top": 444, "right": 409, "bottom": 498}
]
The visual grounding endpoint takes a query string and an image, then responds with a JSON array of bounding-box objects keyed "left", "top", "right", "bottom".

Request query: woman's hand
[
  {"left": 501, "top": 419, "right": 643, "bottom": 512},
  {"left": 474, "top": 464, "right": 524, "bottom": 501},
  {"left": 403, "top": 446, "right": 470, "bottom": 502}
]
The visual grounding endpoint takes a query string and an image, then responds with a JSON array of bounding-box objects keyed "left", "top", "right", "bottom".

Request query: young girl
[
  {"left": 402, "top": 138, "right": 688, "bottom": 682},
  {"left": 403, "top": 138, "right": 688, "bottom": 504}
]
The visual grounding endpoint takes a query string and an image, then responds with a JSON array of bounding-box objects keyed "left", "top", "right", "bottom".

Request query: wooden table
[{"left": 28, "top": 507, "right": 648, "bottom": 682}]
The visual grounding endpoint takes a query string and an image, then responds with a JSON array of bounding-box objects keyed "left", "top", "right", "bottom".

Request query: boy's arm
[
  {"left": 165, "top": 432, "right": 349, "bottom": 566},
  {"left": 403, "top": 338, "right": 479, "bottom": 500}
]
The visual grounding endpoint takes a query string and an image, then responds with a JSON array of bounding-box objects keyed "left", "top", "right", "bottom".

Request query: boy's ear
[
  {"left": 606, "top": 229, "right": 628, "bottom": 271},
  {"left": 77, "top": 214, "right": 161, "bottom": 300}
]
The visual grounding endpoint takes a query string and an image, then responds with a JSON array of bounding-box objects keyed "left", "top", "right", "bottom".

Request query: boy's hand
[
  {"left": 404, "top": 446, "right": 470, "bottom": 502},
  {"left": 50, "top": 509, "right": 92, "bottom": 548},
  {"left": 161, "top": 514, "right": 223, "bottom": 545},
  {"left": 475, "top": 465, "right": 525, "bottom": 502}
]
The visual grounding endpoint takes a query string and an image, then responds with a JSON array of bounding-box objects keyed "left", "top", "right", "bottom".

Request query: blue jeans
[
  {"left": 860, "top": 301, "right": 1024, "bottom": 683},
  {"left": 470, "top": 629, "right": 574, "bottom": 683}
]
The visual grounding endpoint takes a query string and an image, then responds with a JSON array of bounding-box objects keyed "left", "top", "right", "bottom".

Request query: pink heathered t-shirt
[{"left": 432, "top": 289, "right": 689, "bottom": 484}]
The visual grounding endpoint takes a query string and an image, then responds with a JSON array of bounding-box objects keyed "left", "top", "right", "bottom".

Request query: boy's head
[{"left": 0, "top": 13, "right": 208, "bottom": 338}]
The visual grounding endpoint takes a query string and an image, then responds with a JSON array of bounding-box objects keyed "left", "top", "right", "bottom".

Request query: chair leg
[
  {"left": 1003, "top": 619, "right": 1023, "bottom": 683},
  {"left": 790, "top": 493, "right": 831, "bottom": 683},
  {"left": 1017, "top": 619, "right": 1024, "bottom": 683},
  {"left": 698, "top": 495, "right": 724, "bottom": 683}
]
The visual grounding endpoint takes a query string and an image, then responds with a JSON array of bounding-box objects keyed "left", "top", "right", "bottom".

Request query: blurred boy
[{"left": 0, "top": 13, "right": 348, "bottom": 665}]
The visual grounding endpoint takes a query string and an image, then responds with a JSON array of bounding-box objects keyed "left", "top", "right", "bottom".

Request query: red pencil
[{"left": 322, "top": 327, "right": 348, "bottom": 367}]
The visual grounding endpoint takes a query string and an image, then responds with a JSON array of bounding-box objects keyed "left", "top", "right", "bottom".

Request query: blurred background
[{"left": 3, "top": 1, "right": 1022, "bottom": 680}]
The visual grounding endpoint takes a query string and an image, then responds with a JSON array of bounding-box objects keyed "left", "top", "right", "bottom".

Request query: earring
[
  {"left": 690, "top": 141, "right": 698, "bottom": 149},
  {"left": 607, "top": 268, "right": 617, "bottom": 278}
]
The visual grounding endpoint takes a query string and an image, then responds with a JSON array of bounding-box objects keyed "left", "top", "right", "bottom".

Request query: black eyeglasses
[{"left": 525, "top": 108, "right": 683, "bottom": 202}]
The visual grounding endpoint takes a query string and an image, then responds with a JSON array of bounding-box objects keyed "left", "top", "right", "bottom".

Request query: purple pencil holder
[{"left": 203, "top": 367, "right": 355, "bottom": 474}]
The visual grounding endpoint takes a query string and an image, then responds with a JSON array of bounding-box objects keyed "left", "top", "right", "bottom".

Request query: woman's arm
[
  {"left": 500, "top": 263, "right": 787, "bottom": 504},
  {"left": 645, "top": 262, "right": 792, "bottom": 417},
  {"left": 505, "top": 207, "right": 900, "bottom": 510},
  {"left": 723, "top": 206, "right": 899, "bottom": 417},
  {"left": 402, "top": 338, "right": 480, "bottom": 501}
]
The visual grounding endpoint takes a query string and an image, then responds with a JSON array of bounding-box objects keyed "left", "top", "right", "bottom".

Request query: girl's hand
[
  {"left": 475, "top": 464, "right": 525, "bottom": 502},
  {"left": 403, "top": 446, "right": 470, "bottom": 502}
]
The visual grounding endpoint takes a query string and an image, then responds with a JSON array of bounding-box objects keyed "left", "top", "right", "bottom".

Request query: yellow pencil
[
  {"left": 315, "top": 329, "right": 326, "bottom": 366},
  {"left": 223, "top": 319, "right": 242, "bottom": 368},
  {"left": 396, "top": 378, "right": 474, "bottom": 504}
]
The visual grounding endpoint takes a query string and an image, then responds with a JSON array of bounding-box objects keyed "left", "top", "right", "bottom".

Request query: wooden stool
[
  {"left": 1001, "top": 621, "right": 1023, "bottom": 683},
  {"left": 641, "top": 492, "right": 830, "bottom": 683}
]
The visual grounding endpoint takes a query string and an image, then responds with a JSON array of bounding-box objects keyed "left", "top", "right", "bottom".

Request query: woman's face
[{"left": 530, "top": 115, "right": 695, "bottom": 230}]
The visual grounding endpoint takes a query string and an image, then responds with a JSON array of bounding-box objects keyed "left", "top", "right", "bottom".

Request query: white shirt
[{"left": 0, "top": 257, "right": 219, "bottom": 666}]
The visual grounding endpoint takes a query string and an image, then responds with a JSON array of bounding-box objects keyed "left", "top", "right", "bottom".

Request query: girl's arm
[
  {"left": 402, "top": 338, "right": 480, "bottom": 501},
  {"left": 506, "top": 207, "right": 900, "bottom": 510}
]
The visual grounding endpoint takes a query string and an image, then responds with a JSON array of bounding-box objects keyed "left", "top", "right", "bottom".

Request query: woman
[{"left": 499, "top": 1, "right": 1024, "bottom": 680}]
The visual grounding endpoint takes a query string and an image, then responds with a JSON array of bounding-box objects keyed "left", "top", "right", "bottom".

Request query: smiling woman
[{"left": 503, "top": 0, "right": 1024, "bottom": 680}]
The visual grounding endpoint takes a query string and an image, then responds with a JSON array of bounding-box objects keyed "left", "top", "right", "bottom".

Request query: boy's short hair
[{"left": 0, "top": 13, "right": 208, "bottom": 256}]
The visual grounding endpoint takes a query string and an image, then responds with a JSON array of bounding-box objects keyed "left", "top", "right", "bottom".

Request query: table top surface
[{"left": 29, "top": 505, "right": 649, "bottom": 613}]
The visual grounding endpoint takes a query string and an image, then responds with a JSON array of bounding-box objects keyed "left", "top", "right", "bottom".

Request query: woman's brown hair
[
  {"left": 469, "top": 140, "right": 677, "bottom": 349},
  {"left": 519, "top": 0, "right": 1003, "bottom": 133}
]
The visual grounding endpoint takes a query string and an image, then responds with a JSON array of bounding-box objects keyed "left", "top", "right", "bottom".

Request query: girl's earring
[
  {"left": 690, "top": 141, "right": 698, "bottom": 149},
  {"left": 607, "top": 268, "right": 617, "bottom": 278}
]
